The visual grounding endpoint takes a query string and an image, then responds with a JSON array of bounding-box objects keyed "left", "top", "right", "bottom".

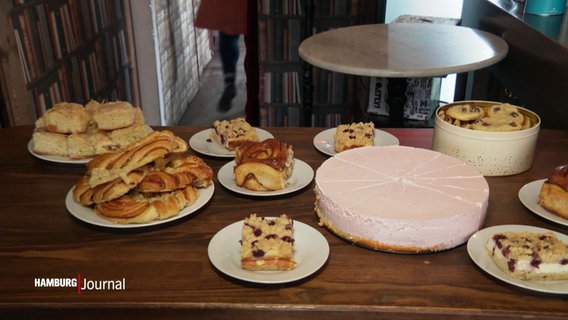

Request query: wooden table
[
  {"left": 1, "top": 126, "right": 567, "bottom": 319},
  {"left": 299, "top": 23, "right": 510, "bottom": 126}
]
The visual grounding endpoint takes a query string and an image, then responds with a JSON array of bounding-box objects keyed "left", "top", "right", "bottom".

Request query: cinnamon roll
[{"left": 234, "top": 138, "right": 294, "bottom": 191}]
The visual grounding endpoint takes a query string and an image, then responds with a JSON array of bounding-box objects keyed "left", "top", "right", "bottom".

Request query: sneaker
[{"left": 218, "top": 83, "right": 236, "bottom": 112}]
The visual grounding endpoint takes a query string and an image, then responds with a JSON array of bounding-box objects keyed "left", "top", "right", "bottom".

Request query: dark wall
[{"left": 461, "top": 0, "right": 568, "bottom": 129}]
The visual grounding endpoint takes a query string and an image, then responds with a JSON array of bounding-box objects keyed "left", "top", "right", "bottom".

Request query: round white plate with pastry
[
  {"left": 208, "top": 219, "right": 329, "bottom": 284},
  {"left": 28, "top": 125, "right": 154, "bottom": 165},
  {"left": 65, "top": 184, "right": 214, "bottom": 228},
  {"left": 313, "top": 128, "right": 400, "bottom": 156},
  {"left": 217, "top": 159, "right": 314, "bottom": 196},
  {"left": 28, "top": 139, "right": 90, "bottom": 164},
  {"left": 519, "top": 179, "right": 568, "bottom": 227},
  {"left": 467, "top": 225, "right": 568, "bottom": 294},
  {"left": 189, "top": 128, "right": 274, "bottom": 158}
]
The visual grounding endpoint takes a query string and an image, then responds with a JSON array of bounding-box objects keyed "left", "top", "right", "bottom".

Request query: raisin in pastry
[
  {"left": 241, "top": 214, "right": 296, "bottom": 271},
  {"left": 333, "top": 122, "right": 375, "bottom": 153},
  {"left": 486, "top": 231, "right": 568, "bottom": 281}
]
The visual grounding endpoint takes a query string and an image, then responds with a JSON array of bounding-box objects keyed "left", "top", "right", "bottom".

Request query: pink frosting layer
[{"left": 315, "top": 146, "right": 489, "bottom": 251}]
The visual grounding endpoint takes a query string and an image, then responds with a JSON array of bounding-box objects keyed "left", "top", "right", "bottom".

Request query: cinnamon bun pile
[{"left": 72, "top": 130, "right": 213, "bottom": 224}]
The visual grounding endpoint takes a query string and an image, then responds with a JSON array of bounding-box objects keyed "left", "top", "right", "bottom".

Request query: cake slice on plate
[
  {"left": 486, "top": 231, "right": 568, "bottom": 281},
  {"left": 210, "top": 118, "right": 259, "bottom": 151},
  {"left": 333, "top": 122, "right": 374, "bottom": 152},
  {"left": 240, "top": 214, "right": 296, "bottom": 271}
]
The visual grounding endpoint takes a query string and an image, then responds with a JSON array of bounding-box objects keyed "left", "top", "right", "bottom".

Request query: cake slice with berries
[
  {"left": 210, "top": 118, "right": 259, "bottom": 151},
  {"left": 241, "top": 214, "right": 296, "bottom": 271},
  {"left": 486, "top": 231, "right": 568, "bottom": 281},
  {"left": 333, "top": 122, "right": 375, "bottom": 153}
]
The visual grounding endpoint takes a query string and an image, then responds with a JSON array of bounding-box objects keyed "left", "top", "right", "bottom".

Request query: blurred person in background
[{"left": 195, "top": 0, "right": 249, "bottom": 112}]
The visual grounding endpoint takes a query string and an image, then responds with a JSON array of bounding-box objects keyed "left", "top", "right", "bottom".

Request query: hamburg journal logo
[{"left": 34, "top": 274, "right": 126, "bottom": 294}]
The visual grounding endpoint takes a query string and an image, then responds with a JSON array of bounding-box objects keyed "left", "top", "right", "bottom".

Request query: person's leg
[{"left": 218, "top": 32, "right": 240, "bottom": 111}]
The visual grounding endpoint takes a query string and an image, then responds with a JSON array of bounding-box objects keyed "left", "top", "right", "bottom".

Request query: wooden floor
[{"left": 177, "top": 38, "right": 246, "bottom": 126}]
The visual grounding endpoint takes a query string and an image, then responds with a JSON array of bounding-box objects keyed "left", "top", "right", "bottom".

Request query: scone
[
  {"left": 234, "top": 138, "right": 294, "bottom": 191},
  {"left": 37, "top": 102, "right": 90, "bottom": 134},
  {"left": 106, "top": 123, "right": 150, "bottom": 151},
  {"left": 241, "top": 214, "right": 296, "bottom": 271},
  {"left": 32, "top": 129, "right": 69, "bottom": 156},
  {"left": 92, "top": 101, "right": 137, "bottom": 130},
  {"left": 538, "top": 164, "right": 568, "bottom": 219},
  {"left": 210, "top": 118, "right": 259, "bottom": 151},
  {"left": 333, "top": 122, "right": 375, "bottom": 152},
  {"left": 486, "top": 231, "right": 568, "bottom": 280}
]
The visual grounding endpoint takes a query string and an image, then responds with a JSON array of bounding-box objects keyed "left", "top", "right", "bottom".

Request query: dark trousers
[{"left": 219, "top": 32, "right": 240, "bottom": 84}]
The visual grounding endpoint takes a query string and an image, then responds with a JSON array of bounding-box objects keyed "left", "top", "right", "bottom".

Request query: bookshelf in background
[
  {"left": 257, "top": 0, "right": 304, "bottom": 127},
  {"left": 257, "top": 0, "right": 385, "bottom": 127},
  {"left": 8, "top": 0, "right": 135, "bottom": 119},
  {"left": 306, "top": 0, "right": 385, "bottom": 127}
]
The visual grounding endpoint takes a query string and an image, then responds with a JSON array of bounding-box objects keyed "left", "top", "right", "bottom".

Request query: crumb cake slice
[
  {"left": 241, "top": 214, "right": 296, "bottom": 271},
  {"left": 210, "top": 118, "right": 259, "bottom": 151},
  {"left": 486, "top": 231, "right": 568, "bottom": 281},
  {"left": 333, "top": 122, "right": 375, "bottom": 152}
]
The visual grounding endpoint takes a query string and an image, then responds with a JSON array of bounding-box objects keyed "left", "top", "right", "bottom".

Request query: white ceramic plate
[
  {"left": 467, "top": 224, "right": 568, "bottom": 294},
  {"left": 217, "top": 159, "right": 314, "bottom": 196},
  {"left": 65, "top": 184, "right": 214, "bottom": 228},
  {"left": 208, "top": 219, "right": 329, "bottom": 284},
  {"left": 313, "top": 128, "right": 400, "bottom": 156},
  {"left": 519, "top": 179, "right": 568, "bottom": 227},
  {"left": 189, "top": 128, "right": 274, "bottom": 158},
  {"left": 28, "top": 125, "right": 154, "bottom": 165},
  {"left": 28, "top": 139, "right": 90, "bottom": 164}
]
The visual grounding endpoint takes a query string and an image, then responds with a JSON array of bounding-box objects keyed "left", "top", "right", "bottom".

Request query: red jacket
[{"left": 194, "top": 0, "right": 248, "bottom": 35}]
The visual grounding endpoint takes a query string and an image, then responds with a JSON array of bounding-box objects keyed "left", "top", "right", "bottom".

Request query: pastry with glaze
[
  {"left": 234, "top": 138, "right": 294, "bottom": 191},
  {"left": 538, "top": 164, "right": 568, "bottom": 219}
]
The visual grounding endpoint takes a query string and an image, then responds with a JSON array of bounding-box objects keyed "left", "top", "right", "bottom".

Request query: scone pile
[
  {"left": 438, "top": 103, "right": 533, "bottom": 132},
  {"left": 72, "top": 130, "right": 213, "bottom": 224},
  {"left": 210, "top": 118, "right": 259, "bottom": 151},
  {"left": 333, "top": 122, "right": 375, "bottom": 152},
  {"left": 33, "top": 100, "right": 149, "bottom": 159},
  {"left": 234, "top": 138, "right": 294, "bottom": 191},
  {"left": 241, "top": 214, "right": 296, "bottom": 271},
  {"left": 539, "top": 164, "right": 568, "bottom": 219},
  {"left": 486, "top": 231, "right": 568, "bottom": 280}
]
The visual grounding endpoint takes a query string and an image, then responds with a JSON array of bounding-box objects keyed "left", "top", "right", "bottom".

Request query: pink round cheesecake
[{"left": 314, "top": 145, "right": 489, "bottom": 253}]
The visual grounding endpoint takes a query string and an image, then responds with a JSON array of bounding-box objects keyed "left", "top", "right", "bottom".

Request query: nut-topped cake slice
[
  {"left": 486, "top": 231, "right": 568, "bottom": 281},
  {"left": 333, "top": 122, "right": 375, "bottom": 152},
  {"left": 241, "top": 214, "right": 296, "bottom": 271},
  {"left": 210, "top": 118, "right": 259, "bottom": 151}
]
